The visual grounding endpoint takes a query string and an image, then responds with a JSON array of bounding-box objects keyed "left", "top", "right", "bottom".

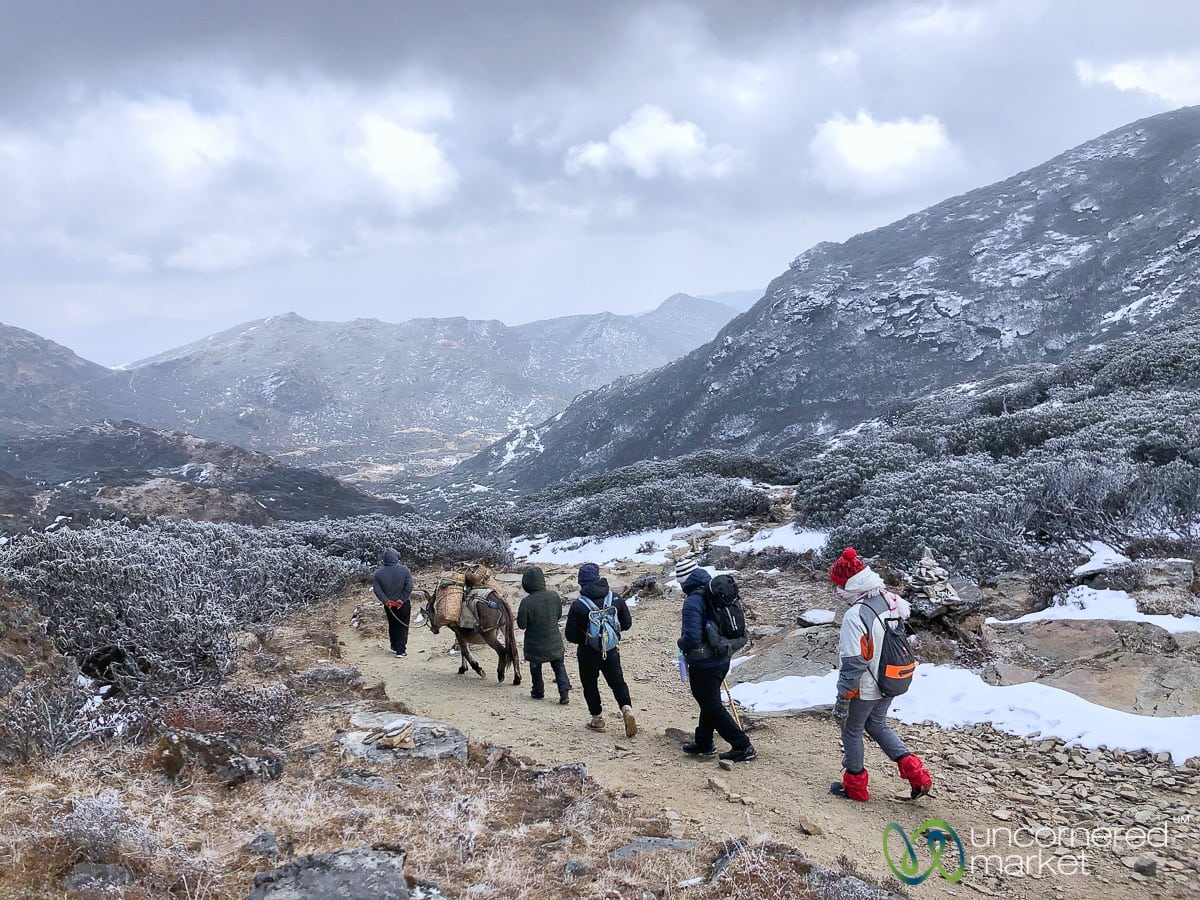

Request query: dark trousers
[
  {"left": 384, "top": 602, "right": 410, "bottom": 653},
  {"left": 577, "top": 647, "right": 632, "bottom": 715},
  {"left": 689, "top": 660, "right": 749, "bottom": 751},
  {"left": 530, "top": 657, "right": 572, "bottom": 698}
]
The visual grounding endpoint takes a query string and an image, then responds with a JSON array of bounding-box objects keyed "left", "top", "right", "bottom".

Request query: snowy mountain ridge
[
  {"left": 1, "top": 293, "right": 738, "bottom": 480},
  {"left": 462, "top": 105, "right": 1200, "bottom": 490}
]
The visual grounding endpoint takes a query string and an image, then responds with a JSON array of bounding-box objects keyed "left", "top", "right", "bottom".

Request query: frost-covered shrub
[
  {"left": 0, "top": 521, "right": 359, "bottom": 695},
  {"left": 57, "top": 796, "right": 163, "bottom": 865},
  {"left": 56, "top": 795, "right": 213, "bottom": 887},
  {"left": 824, "top": 454, "right": 1036, "bottom": 573},
  {"left": 284, "top": 510, "right": 511, "bottom": 567},
  {"left": 528, "top": 450, "right": 796, "bottom": 503},
  {"left": 792, "top": 440, "right": 927, "bottom": 526},
  {"left": 0, "top": 665, "right": 92, "bottom": 764},
  {"left": 1019, "top": 451, "right": 1137, "bottom": 541},
  {"left": 0, "top": 510, "right": 512, "bottom": 699},
  {"left": 159, "top": 683, "right": 299, "bottom": 743},
  {"left": 511, "top": 475, "right": 771, "bottom": 539},
  {"left": 792, "top": 325, "right": 1200, "bottom": 573}
]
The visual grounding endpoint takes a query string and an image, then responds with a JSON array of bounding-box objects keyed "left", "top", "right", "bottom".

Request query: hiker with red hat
[{"left": 829, "top": 547, "right": 932, "bottom": 802}]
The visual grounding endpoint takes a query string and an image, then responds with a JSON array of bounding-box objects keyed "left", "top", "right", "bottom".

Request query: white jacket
[{"left": 836, "top": 572, "right": 908, "bottom": 702}]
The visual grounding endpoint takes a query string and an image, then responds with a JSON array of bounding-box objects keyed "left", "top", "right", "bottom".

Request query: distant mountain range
[
  {"left": 0, "top": 293, "right": 739, "bottom": 482},
  {"left": 463, "top": 105, "right": 1200, "bottom": 491}
]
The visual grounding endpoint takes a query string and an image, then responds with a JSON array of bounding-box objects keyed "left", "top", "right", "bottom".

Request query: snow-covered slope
[{"left": 463, "top": 105, "right": 1200, "bottom": 490}]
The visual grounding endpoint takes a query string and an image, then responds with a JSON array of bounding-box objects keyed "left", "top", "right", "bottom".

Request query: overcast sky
[{"left": 0, "top": 0, "right": 1197, "bottom": 365}]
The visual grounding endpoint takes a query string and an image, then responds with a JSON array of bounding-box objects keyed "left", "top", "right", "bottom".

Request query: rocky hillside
[
  {"left": 53, "top": 294, "right": 737, "bottom": 480},
  {"left": 466, "top": 105, "right": 1200, "bottom": 490},
  {"left": 0, "top": 421, "right": 405, "bottom": 533},
  {"left": 0, "top": 323, "right": 123, "bottom": 437}
]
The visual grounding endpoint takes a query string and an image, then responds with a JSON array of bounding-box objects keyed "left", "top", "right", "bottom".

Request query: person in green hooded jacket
[{"left": 517, "top": 565, "right": 572, "bottom": 704}]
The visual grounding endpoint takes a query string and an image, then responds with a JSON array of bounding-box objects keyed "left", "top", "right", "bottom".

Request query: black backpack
[
  {"left": 703, "top": 574, "right": 747, "bottom": 656},
  {"left": 864, "top": 604, "right": 917, "bottom": 697}
]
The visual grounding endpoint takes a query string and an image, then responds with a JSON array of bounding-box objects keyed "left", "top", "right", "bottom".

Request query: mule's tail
[{"left": 501, "top": 596, "right": 522, "bottom": 681}]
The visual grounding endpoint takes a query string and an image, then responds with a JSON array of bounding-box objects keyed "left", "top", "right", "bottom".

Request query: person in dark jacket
[
  {"left": 675, "top": 556, "right": 756, "bottom": 762},
  {"left": 564, "top": 562, "right": 636, "bottom": 736},
  {"left": 517, "top": 565, "right": 571, "bottom": 704},
  {"left": 372, "top": 547, "right": 414, "bottom": 658}
]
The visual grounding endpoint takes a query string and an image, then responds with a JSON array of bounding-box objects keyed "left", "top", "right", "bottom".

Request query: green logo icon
[{"left": 883, "top": 818, "right": 966, "bottom": 885}]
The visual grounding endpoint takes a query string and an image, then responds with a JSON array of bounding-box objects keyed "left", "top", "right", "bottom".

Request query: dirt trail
[{"left": 339, "top": 567, "right": 1189, "bottom": 900}]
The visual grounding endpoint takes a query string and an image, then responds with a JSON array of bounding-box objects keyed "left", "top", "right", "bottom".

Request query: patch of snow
[
  {"left": 730, "top": 654, "right": 755, "bottom": 669},
  {"left": 1073, "top": 542, "right": 1131, "bottom": 576},
  {"left": 714, "top": 524, "right": 826, "bottom": 554},
  {"left": 798, "top": 609, "right": 837, "bottom": 625},
  {"left": 511, "top": 529, "right": 691, "bottom": 565},
  {"left": 1101, "top": 297, "right": 1149, "bottom": 325},
  {"left": 498, "top": 424, "right": 545, "bottom": 467},
  {"left": 986, "top": 586, "right": 1200, "bottom": 634},
  {"left": 731, "top": 664, "right": 1200, "bottom": 761}
]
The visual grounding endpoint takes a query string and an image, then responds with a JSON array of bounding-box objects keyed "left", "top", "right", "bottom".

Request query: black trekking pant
[
  {"left": 689, "top": 660, "right": 749, "bottom": 751},
  {"left": 385, "top": 602, "right": 410, "bottom": 654},
  {"left": 577, "top": 646, "right": 632, "bottom": 715},
  {"left": 530, "top": 657, "right": 572, "bottom": 698}
]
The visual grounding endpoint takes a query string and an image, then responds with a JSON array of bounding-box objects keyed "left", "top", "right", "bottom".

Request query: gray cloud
[{"left": 1, "top": 0, "right": 1198, "bottom": 364}]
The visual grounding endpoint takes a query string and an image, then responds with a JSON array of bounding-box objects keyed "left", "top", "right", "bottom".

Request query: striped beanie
[{"left": 674, "top": 554, "right": 700, "bottom": 580}]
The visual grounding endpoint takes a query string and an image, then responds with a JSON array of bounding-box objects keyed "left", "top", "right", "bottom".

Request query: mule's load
[
  {"left": 463, "top": 563, "right": 493, "bottom": 587},
  {"left": 432, "top": 572, "right": 466, "bottom": 629}
]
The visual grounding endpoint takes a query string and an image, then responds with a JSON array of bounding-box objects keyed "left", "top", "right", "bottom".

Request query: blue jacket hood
[{"left": 680, "top": 568, "right": 712, "bottom": 594}]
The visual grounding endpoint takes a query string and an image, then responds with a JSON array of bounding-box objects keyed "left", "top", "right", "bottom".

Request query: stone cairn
[{"left": 905, "top": 547, "right": 972, "bottom": 621}]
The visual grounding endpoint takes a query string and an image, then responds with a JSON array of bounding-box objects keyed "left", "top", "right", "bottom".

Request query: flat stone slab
[
  {"left": 608, "top": 836, "right": 700, "bottom": 861},
  {"left": 247, "top": 847, "right": 409, "bottom": 899},
  {"left": 339, "top": 712, "right": 467, "bottom": 763}
]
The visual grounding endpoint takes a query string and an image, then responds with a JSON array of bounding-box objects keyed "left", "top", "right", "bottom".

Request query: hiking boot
[
  {"left": 719, "top": 745, "right": 757, "bottom": 763},
  {"left": 621, "top": 705, "right": 638, "bottom": 738},
  {"left": 897, "top": 754, "right": 932, "bottom": 799},
  {"left": 530, "top": 691, "right": 544, "bottom": 700},
  {"left": 682, "top": 741, "right": 717, "bottom": 757},
  {"left": 586, "top": 715, "right": 606, "bottom": 732},
  {"left": 394, "top": 651, "right": 407, "bottom": 659},
  {"left": 835, "top": 769, "right": 870, "bottom": 802},
  {"left": 558, "top": 693, "right": 570, "bottom": 705}
]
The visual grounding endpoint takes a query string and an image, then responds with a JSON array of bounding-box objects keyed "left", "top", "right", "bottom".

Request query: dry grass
[{"left": 0, "top": 593, "right": 892, "bottom": 900}]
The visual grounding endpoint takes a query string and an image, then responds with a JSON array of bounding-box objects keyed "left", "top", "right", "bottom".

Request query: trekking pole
[{"left": 722, "top": 678, "right": 743, "bottom": 731}]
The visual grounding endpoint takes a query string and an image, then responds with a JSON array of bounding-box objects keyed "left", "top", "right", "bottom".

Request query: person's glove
[{"left": 833, "top": 696, "right": 851, "bottom": 723}]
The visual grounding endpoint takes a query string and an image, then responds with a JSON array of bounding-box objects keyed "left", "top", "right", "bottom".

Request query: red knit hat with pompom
[{"left": 829, "top": 547, "right": 865, "bottom": 588}]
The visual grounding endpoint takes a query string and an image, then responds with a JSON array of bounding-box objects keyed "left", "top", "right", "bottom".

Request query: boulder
[
  {"left": 727, "top": 625, "right": 838, "bottom": 686},
  {"left": 982, "top": 619, "right": 1200, "bottom": 716},
  {"left": 61, "top": 862, "right": 134, "bottom": 893},
  {"left": 1141, "top": 558, "right": 1196, "bottom": 592},
  {"left": 1133, "top": 587, "right": 1200, "bottom": 618},
  {"left": 977, "top": 573, "right": 1045, "bottom": 620},
  {"left": 607, "top": 836, "right": 700, "bottom": 861},
  {"left": 339, "top": 712, "right": 467, "bottom": 764},
  {"left": 154, "top": 728, "right": 284, "bottom": 785},
  {"left": 247, "top": 847, "right": 410, "bottom": 899}
]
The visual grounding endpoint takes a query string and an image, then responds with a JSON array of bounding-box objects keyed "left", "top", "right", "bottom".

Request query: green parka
[{"left": 516, "top": 566, "right": 566, "bottom": 664}]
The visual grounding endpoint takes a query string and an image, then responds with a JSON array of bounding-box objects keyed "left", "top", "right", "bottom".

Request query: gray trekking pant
[{"left": 841, "top": 697, "right": 910, "bottom": 773}]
